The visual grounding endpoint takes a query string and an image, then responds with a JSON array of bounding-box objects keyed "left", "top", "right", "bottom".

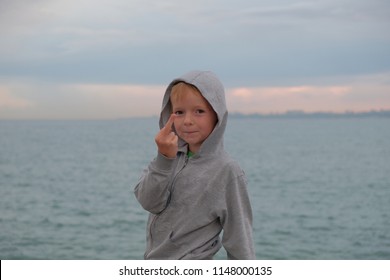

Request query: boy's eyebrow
[{"left": 172, "top": 105, "right": 209, "bottom": 110}]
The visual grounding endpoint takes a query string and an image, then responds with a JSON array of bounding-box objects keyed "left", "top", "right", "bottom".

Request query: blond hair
[{"left": 170, "top": 82, "right": 203, "bottom": 104}]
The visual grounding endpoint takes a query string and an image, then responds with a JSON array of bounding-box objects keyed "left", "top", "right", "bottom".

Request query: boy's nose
[{"left": 183, "top": 114, "right": 193, "bottom": 125}]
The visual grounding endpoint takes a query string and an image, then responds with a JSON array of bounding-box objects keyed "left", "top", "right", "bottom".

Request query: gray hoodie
[{"left": 134, "top": 70, "right": 255, "bottom": 259}]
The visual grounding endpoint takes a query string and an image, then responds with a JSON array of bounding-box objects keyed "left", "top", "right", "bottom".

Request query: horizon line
[{"left": 1, "top": 109, "right": 390, "bottom": 122}]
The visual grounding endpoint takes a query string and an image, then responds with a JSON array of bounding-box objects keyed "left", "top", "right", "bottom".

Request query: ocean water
[{"left": 1, "top": 117, "right": 389, "bottom": 259}]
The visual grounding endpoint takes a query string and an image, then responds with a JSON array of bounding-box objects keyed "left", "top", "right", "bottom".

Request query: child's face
[{"left": 171, "top": 88, "right": 217, "bottom": 153}]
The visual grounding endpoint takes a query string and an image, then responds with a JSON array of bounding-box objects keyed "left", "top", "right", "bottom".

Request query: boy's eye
[
  {"left": 196, "top": 109, "right": 205, "bottom": 114},
  {"left": 174, "top": 111, "right": 183, "bottom": 115}
]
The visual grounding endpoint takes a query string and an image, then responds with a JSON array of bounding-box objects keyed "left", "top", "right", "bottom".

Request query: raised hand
[{"left": 155, "top": 114, "right": 178, "bottom": 158}]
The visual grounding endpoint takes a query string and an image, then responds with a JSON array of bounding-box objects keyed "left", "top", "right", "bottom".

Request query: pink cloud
[
  {"left": 0, "top": 88, "right": 33, "bottom": 109},
  {"left": 226, "top": 82, "right": 390, "bottom": 114}
]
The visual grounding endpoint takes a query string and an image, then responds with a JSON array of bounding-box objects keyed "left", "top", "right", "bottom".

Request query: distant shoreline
[{"left": 229, "top": 110, "right": 390, "bottom": 119}]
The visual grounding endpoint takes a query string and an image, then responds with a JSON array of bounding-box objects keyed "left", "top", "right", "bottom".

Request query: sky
[{"left": 0, "top": 0, "right": 389, "bottom": 119}]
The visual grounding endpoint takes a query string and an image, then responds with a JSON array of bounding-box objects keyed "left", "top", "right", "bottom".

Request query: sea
[{"left": 1, "top": 117, "right": 389, "bottom": 260}]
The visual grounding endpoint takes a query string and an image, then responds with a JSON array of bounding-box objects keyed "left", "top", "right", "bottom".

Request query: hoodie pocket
[{"left": 180, "top": 235, "right": 222, "bottom": 260}]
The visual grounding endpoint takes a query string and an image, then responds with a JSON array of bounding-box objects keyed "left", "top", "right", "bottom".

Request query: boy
[{"left": 134, "top": 70, "right": 255, "bottom": 259}]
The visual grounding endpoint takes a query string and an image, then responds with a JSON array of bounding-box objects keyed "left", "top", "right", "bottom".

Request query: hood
[{"left": 159, "top": 70, "right": 227, "bottom": 156}]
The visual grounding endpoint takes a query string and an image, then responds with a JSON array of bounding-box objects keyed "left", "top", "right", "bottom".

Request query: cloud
[
  {"left": 0, "top": 81, "right": 165, "bottom": 119},
  {"left": 68, "top": 83, "right": 165, "bottom": 118},
  {"left": 227, "top": 72, "right": 390, "bottom": 113},
  {"left": 227, "top": 86, "right": 352, "bottom": 113},
  {"left": 0, "top": 87, "right": 33, "bottom": 109},
  {"left": 1, "top": 0, "right": 389, "bottom": 86}
]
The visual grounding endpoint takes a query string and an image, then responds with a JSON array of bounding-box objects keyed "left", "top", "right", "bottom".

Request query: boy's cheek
[
  {"left": 173, "top": 120, "right": 180, "bottom": 129},
  {"left": 173, "top": 122, "right": 180, "bottom": 134}
]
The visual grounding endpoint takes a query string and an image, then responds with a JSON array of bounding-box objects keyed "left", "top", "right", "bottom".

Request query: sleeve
[
  {"left": 220, "top": 172, "right": 256, "bottom": 260},
  {"left": 134, "top": 153, "right": 176, "bottom": 214}
]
